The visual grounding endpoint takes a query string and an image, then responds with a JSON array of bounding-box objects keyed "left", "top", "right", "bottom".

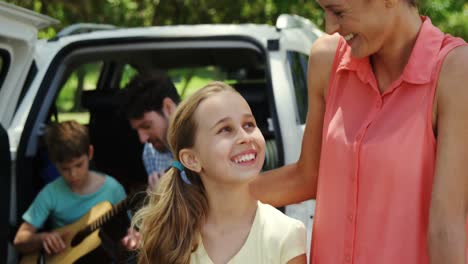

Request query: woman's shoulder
[
  {"left": 308, "top": 34, "right": 343, "bottom": 99},
  {"left": 309, "top": 34, "right": 341, "bottom": 67},
  {"left": 440, "top": 44, "right": 468, "bottom": 72},
  {"left": 438, "top": 44, "right": 468, "bottom": 100},
  {"left": 435, "top": 44, "right": 468, "bottom": 134},
  {"left": 311, "top": 34, "right": 341, "bottom": 54}
]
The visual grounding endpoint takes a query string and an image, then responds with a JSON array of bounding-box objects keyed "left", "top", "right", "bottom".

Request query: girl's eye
[
  {"left": 244, "top": 122, "right": 256, "bottom": 129},
  {"left": 218, "top": 126, "right": 232, "bottom": 134}
]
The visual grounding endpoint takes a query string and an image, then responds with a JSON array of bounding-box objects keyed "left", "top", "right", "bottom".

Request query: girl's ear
[{"left": 179, "top": 148, "right": 202, "bottom": 173}]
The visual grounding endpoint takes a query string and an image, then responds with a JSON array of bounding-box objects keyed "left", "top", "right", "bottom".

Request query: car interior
[
  {"left": 14, "top": 40, "right": 283, "bottom": 229},
  {"left": 8, "top": 39, "right": 287, "bottom": 263}
]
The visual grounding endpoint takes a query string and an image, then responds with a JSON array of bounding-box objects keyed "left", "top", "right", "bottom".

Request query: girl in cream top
[{"left": 132, "top": 82, "right": 306, "bottom": 264}]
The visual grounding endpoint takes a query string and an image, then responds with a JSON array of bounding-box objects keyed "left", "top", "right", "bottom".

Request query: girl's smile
[{"left": 231, "top": 149, "right": 257, "bottom": 165}]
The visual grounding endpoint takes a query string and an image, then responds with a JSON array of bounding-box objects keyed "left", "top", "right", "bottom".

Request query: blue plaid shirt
[{"left": 142, "top": 143, "right": 173, "bottom": 176}]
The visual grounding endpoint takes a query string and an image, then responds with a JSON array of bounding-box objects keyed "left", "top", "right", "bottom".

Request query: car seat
[{"left": 81, "top": 89, "right": 147, "bottom": 192}]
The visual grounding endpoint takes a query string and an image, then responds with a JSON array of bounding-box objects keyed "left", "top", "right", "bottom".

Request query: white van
[{"left": 0, "top": 2, "right": 321, "bottom": 263}]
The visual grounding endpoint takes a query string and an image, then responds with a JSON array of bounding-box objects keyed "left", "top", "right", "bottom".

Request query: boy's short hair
[
  {"left": 45, "top": 120, "right": 90, "bottom": 164},
  {"left": 117, "top": 70, "right": 181, "bottom": 120}
]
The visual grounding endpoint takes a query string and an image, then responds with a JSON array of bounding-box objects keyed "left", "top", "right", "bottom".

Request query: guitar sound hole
[{"left": 71, "top": 230, "right": 89, "bottom": 247}]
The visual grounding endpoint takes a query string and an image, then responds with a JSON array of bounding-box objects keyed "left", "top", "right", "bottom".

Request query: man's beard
[{"left": 151, "top": 139, "right": 168, "bottom": 152}]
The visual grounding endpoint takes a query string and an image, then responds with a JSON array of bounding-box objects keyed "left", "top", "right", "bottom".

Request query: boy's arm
[
  {"left": 14, "top": 222, "right": 66, "bottom": 255},
  {"left": 16, "top": 177, "right": 70, "bottom": 255},
  {"left": 14, "top": 222, "right": 43, "bottom": 253}
]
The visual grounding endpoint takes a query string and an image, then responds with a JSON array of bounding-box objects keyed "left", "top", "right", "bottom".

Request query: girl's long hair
[{"left": 131, "top": 82, "right": 236, "bottom": 264}]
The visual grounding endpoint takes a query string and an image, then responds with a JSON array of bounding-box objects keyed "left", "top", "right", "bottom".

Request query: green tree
[
  {"left": 4, "top": 0, "right": 467, "bottom": 40},
  {"left": 419, "top": 0, "right": 468, "bottom": 40}
]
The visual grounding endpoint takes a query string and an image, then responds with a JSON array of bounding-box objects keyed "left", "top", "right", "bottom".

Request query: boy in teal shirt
[{"left": 13, "top": 121, "right": 127, "bottom": 257}]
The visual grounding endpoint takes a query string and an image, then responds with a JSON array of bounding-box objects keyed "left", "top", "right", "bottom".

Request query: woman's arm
[
  {"left": 429, "top": 45, "right": 468, "bottom": 264},
  {"left": 287, "top": 254, "right": 307, "bottom": 264},
  {"left": 250, "top": 34, "right": 339, "bottom": 207}
]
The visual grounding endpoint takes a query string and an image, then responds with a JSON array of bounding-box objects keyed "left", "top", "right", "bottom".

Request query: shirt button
[
  {"left": 376, "top": 100, "right": 382, "bottom": 108},
  {"left": 345, "top": 255, "right": 351, "bottom": 262},
  {"left": 348, "top": 213, "right": 353, "bottom": 222}
]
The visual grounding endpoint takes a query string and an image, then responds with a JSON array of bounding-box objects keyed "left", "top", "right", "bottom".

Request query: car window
[
  {"left": 55, "top": 62, "right": 103, "bottom": 124},
  {"left": 118, "top": 66, "right": 231, "bottom": 99},
  {"left": 120, "top": 64, "right": 139, "bottom": 89},
  {"left": 0, "top": 49, "right": 11, "bottom": 93},
  {"left": 287, "top": 51, "right": 309, "bottom": 124},
  {"left": 168, "top": 66, "right": 231, "bottom": 99}
]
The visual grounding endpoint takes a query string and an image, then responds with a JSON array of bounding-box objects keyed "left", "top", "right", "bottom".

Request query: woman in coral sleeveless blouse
[{"left": 251, "top": 0, "right": 468, "bottom": 263}]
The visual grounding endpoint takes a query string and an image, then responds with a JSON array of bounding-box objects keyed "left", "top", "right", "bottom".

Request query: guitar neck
[
  {"left": 87, "top": 191, "right": 146, "bottom": 232},
  {"left": 88, "top": 198, "right": 129, "bottom": 232}
]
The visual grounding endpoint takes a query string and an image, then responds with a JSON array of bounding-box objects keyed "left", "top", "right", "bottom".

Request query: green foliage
[
  {"left": 419, "top": 0, "right": 468, "bottom": 40},
  {"left": 119, "top": 65, "right": 139, "bottom": 89},
  {"left": 5, "top": 0, "right": 467, "bottom": 40},
  {"left": 56, "top": 62, "right": 101, "bottom": 112}
]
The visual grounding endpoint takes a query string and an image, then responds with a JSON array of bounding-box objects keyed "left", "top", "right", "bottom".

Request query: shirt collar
[{"left": 337, "top": 16, "right": 444, "bottom": 85}]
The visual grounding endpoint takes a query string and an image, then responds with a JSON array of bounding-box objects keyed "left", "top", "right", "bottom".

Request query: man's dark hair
[{"left": 118, "top": 71, "right": 180, "bottom": 119}]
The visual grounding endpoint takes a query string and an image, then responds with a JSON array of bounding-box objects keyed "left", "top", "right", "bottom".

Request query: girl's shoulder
[
  {"left": 257, "top": 201, "right": 305, "bottom": 234},
  {"left": 255, "top": 202, "right": 307, "bottom": 262}
]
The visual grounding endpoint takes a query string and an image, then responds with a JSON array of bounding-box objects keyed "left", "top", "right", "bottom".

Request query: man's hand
[
  {"left": 147, "top": 171, "right": 162, "bottom": 192},
  {"left": 121, "top": 228, "right": 141, "bottom": 250},
  {"left": 41, "top": 231, "right": 67, "bottom": 255}
]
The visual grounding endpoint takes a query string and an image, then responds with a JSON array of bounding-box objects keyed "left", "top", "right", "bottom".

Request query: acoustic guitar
[{"left": 19, "top": 192, "right": 145, "bottom": 264}]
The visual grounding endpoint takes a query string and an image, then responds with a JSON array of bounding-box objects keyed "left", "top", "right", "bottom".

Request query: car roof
[{"left": 49, "top": 23, "right": 310, "bottom": 47}]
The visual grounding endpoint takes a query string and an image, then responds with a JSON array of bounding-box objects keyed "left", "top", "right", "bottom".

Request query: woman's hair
[
  {"left": 132, "top": 81, "right": 236, "bottom": 264},
  {"left": 408, "top": 0, "right": 417, "bottom": 6}
]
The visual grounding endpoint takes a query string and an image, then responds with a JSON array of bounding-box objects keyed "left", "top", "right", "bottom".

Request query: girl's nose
[{"left": 236, "top": 129, "right": 253, "bottom": 144}]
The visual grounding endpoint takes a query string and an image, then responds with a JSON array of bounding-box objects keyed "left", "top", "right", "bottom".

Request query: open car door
[
  {"left": 0, "top": 2, "right": 57, "bottom": 126},
  {"left": 0, "top": 124, "right": 11, "bottom": 262},
  {"left": 0, "top": 3, "right": 57, "bottom": 262}
]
